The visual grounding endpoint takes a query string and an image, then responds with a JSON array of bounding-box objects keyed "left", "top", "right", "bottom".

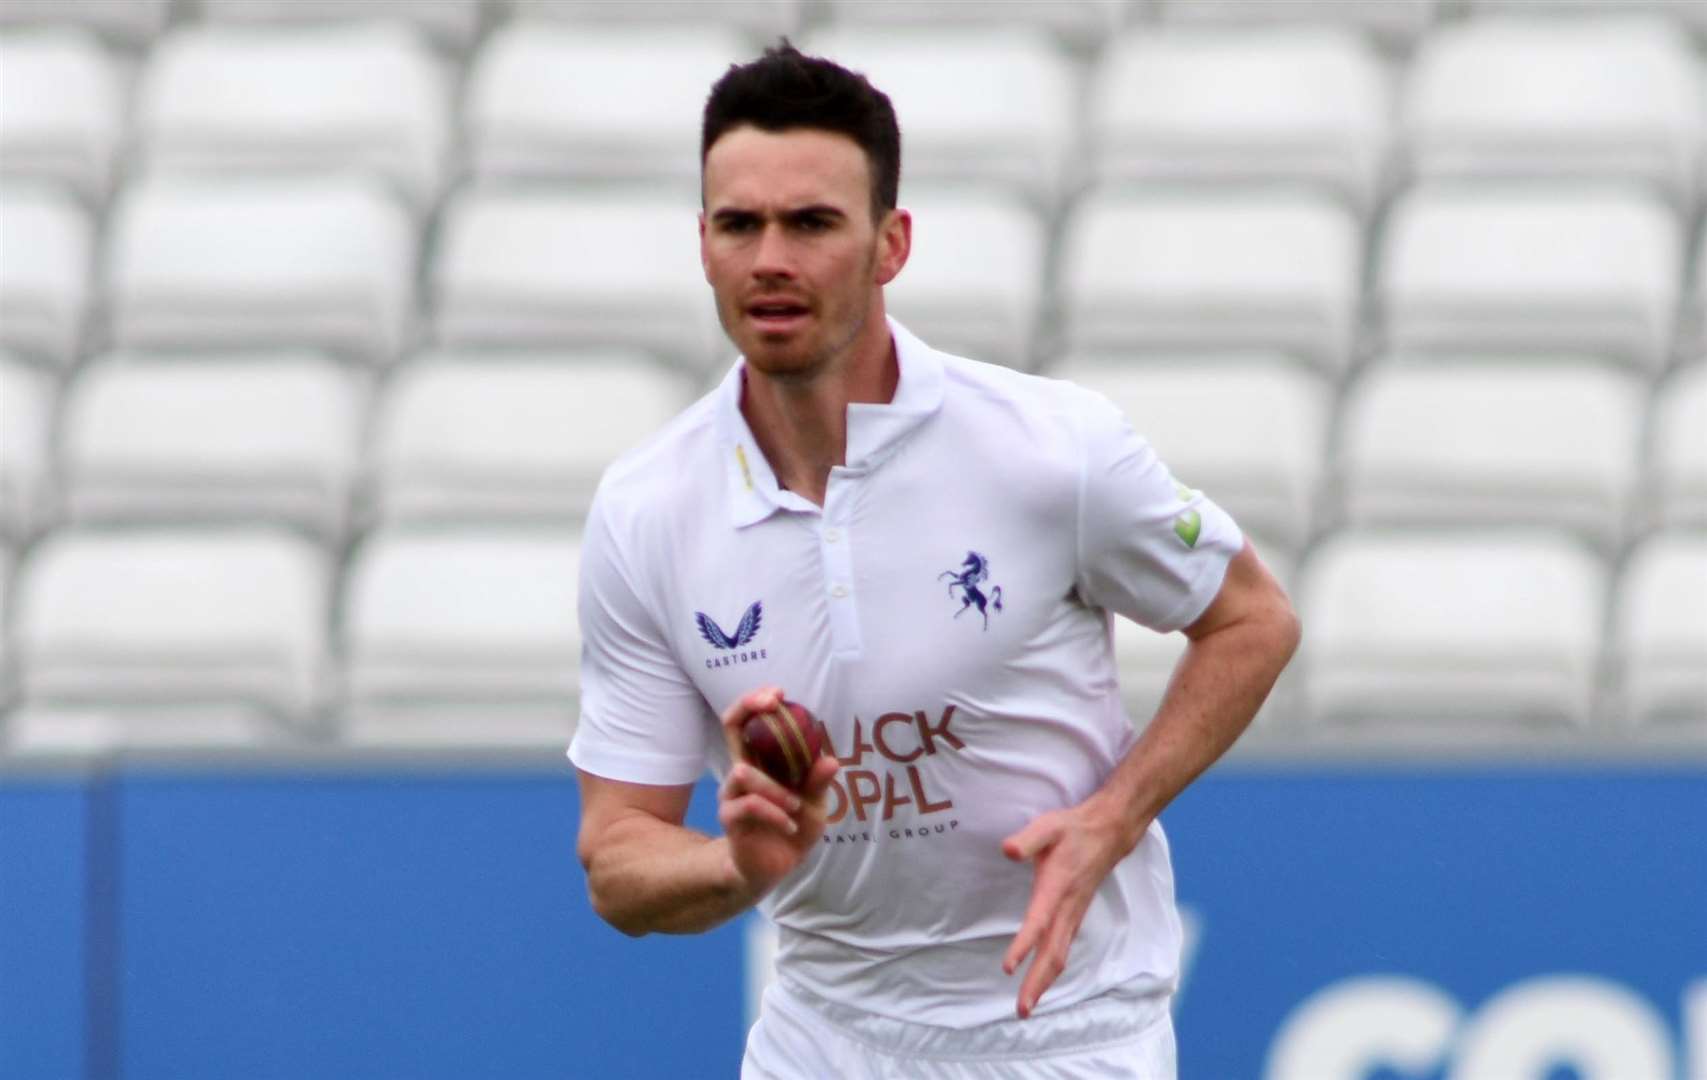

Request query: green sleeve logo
[{"left": 1172, "top": 481, "right": 1201, "bottom": 548}]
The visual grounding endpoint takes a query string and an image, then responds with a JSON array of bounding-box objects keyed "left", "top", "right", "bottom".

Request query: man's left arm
[{"left": 1000, "top": 540, "right": 1301, "bottom": 1018}]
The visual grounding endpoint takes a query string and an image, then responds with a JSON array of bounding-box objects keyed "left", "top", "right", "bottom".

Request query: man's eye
[
  {"left": 721, "top": 218, "right": 757, "bottom": 234},
  {"left": 796, "top": 217, "right": 830, "bottom": 232}
]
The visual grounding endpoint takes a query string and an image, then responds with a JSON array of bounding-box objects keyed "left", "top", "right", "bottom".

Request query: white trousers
[{"left": 741, "top": 978, "right": 1178, "bottom": 1080}]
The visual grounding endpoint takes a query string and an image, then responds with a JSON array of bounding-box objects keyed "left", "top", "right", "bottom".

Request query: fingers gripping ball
[{"left": 741, "top": 700, "right": 825, "bottom": 792}]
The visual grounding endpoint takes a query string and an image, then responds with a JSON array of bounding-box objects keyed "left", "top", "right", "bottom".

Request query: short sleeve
[
  {"left": 1074, "top": 392, "right": 1244, "bottom": 633},
  {"left": 568, "top": 492, "right": 717, "bottom": 786}
]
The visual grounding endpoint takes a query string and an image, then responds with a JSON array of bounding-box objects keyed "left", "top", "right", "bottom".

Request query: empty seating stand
[
  {"left": 1061, "top": 190, "right": 1361, "bottom": 371},
  {"left": 1089, "top": 25, "right": 1393, "bottom": 212},
  {"left": 0, "top": 28, "right": 124, "bottom": 200},
  {"left": 12, "top": 528, "right": 331, "bottom": 727},
  {"left": 1616, "top": 534, "right": 1707, "bottom": 727},
  {"left": 136, "top": 22, "right": 452, "bottom": 209},
  {"left": 60, "top": 352, "right": 363, "bottom": 537},
  {"left": 372, "top": 351, "right": 688, "bottom": 526},
  {"left": 433, "top": 187, "right": 718, "bottom": 366},
  {"left": 1338, "top": 360, "right": 1644, "bottom": 548},
  {"left": 1301, "top": 532, "right": 1606, "bottom": 732},
  {"left": 341, "top": 528, "right": 584, "bottom": 748},
  {"left": 465, "top": 23, "right": 751, "bottom": 186},
  {"left": 105, "top": 175, "right": 416, "bottom": 363}
]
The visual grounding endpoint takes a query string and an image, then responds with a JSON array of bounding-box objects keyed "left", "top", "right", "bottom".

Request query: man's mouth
[{"left": 746, "top": 301, "right": 811, "bottom": 329}]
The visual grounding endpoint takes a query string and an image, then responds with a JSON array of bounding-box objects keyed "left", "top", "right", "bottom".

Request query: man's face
[{"left": 700, "top": 125, "right": 909, "bottom": 378}]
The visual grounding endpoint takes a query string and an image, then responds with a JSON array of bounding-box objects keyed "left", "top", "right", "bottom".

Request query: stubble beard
[{"left": 727, "top": 245, "right": 879, "bottom": 385}]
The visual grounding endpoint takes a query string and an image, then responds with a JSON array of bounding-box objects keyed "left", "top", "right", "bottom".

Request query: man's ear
[
  {"left": 874, "top": 207, "right": 912, "bottom": 286},
  {"left": 698, "top": 211, "right": 712, "bottom": 282}
]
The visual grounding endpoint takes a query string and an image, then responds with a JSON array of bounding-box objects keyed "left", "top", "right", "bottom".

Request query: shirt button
[
  {"left": 824, "top": 528, "right": 841, "bottom": 543},
  {"left": 830, "top": 584, "right": 848, "bottom": 599}
]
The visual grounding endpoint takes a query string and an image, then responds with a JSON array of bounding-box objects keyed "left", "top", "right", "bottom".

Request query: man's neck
[{"left": 740, "top": 314, "right": 900, "bottom": 507}]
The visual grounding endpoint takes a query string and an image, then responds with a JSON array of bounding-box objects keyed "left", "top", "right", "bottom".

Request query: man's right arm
[
  {"left": 576, "top": 686, "right": 840, "bottom": 937},
  {"left": 576, "top": 772, "right": 757, "bottom": 936}
]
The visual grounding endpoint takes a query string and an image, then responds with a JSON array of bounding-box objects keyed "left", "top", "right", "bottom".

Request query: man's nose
[{"left": 751, "top": 222, "right": 795, "bottom": 279}]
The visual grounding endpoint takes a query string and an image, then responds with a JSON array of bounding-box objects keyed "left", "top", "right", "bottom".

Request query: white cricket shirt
[{"left": 570, "top": 318, "right": 1242, "bottom": 1028}]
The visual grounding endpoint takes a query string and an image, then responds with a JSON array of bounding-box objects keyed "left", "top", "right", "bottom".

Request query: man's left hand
[{"left": 1000, "top": 799, "right": 1143, "bottom": 1020}]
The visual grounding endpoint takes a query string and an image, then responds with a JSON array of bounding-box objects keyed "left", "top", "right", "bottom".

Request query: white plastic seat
[
  {"left": 137, "top": 24, "right": 451, "bottom": 207},
  {"left": 802, "top": 28, "right": 1076, "bottom": 204},
  {"left": 0, "top": 29, "right": 123, "bottom": 198},
  {"left": 885, "top": 187, "right": 1047, "bottom": 368},
  {"left": 510, "top": 0, "right": 798, "bottom": 37},
  {"left": 434, "top": 188, "right": 716, "bottom": 364},
  {"left": 1056, "top": 355, "right": 1327, "bottom": 551},
  {"left": 1340, "top": 362, "right": 1644, "bottom": 547},
  {"left": 13, "top": 528, "right": 330, "bottom": 721},
  {"left": 466, "top": 24, "right": 750, "bottom": 185},
  {"left": 1090, "top": 26, "right": 1392, "bottom": 210},
  {"left": 105, "top": 176, "right": 415, "bottom": 363},
  {"left": 373, "top": 352, "right": 688, "bottom": 525},
  {"left": 0, "top": 0, "right": 170, "bottom": 44},
  {"left": 198, "top": 0, "right": 482, "bottom": 49},
  {"left": 0, "top": 354, "right": 54, "bottom": 541},
  {"left": 0, "top": 184, "right": 92, "bottom": 362},
  {"left": 342, "top": 528, "right": 583, "bottom": 746},
  {"left": 1301, "top": 532, "right": 1606, "bottom": 728},
  {"left": 60, "top": 353, "right": 362, "bottom": 536},
  {"left": 1157, "top": 0, "right": 1438, "bottom": 47},
  {"left": 823, "top": 0, "right": 1122, "bottom": 45},
  {"left": 1403, "top": 17, "right": 1703, "bottom": 199},
  {"left": 1060, "top": 191, "right": 1360, "bottom": 370},
  {"left": 3, "top": 704, "right": 281, "bottom": 754},
  {"left": 1378, "top": 186, "right": 1681, "bottom": 370},
  {"left": 1652, "top": 365, "right": 1706, "bottom": 529},
  {"left": 1617, "top": 534, "right": 1707, "bottom": 726}
]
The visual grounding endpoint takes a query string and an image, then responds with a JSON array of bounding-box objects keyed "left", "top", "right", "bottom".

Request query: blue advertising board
[{"left": 2, "top": 764, "right": 1702, "bottom": 1078}]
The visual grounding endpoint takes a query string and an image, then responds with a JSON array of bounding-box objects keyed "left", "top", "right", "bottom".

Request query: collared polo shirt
[{"left": 570, "top": 318, "right": 1243, "bottom": 1028}]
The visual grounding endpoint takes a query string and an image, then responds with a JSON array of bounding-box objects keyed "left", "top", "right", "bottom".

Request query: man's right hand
[{"left": 717, "top": 687, "right": 840, "bottom": 899}]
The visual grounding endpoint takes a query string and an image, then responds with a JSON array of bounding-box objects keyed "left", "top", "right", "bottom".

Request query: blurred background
[{"left": 0, "top": 0, "right": 1703, "bottom": 1077}]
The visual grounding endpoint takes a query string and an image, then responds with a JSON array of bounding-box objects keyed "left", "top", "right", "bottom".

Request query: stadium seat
[
  {"left": 1616, "top": 534, "right": 1707, "bottom": 726},
  {"left": 60, "top": 353, "right": 362, "bottom": 537},
  {"left": 198, "top": 0, "right": 482, "bottom": 50},
  {"left": 0, "top": 353, "right": 54, "bottom": 541},
  {"left": 372, "top": 351, "right": 689, "bottom": 525},
  {"left": 1300, "top": 532, "right": 1606, "bottom": 729},
  {"left": 1055, "top": 355, "right": 1328, "bottom": 552},
  {"left": 1402, "top": 17, "right": 1703, "bottom": 199},
  {"left": 136, "top": 23, "right": 451, "bottom": 207},
  {"left": 822, "top": 0, "right": 1123, "bottom": 46},
  {"left": 433, "top": 188, "right": 718, "bottom": 366},
  {"left": 802, "top": 28, "right": 1077, "bottom": 205},
  {"left": 3, "top": 704, "right": 283, "bottom": 753},
  {"left": 0, "top": 0, "right": 170, "bottom": 45},
  {"left": 0, "top": 28, "right": 123, "bottom": 199},
  {"left": 465, "top": 23, "right": 749, "bottom": 185},
  {"left": 105, "top": 176, "right": 416, "bottom": 363},
  {"left": 885, "top": 186, "right": 1047, "bottom": 368},
  {"left": 341, "top": 528, "right": 583, "bottom": 747},
  {"left": 12, "top": 528, "right": 331, "bottom": 722},
  {"left": 1156, "top": 0, "right": 1438, "bottom": 48},
  {"left": 1338, "top": 361, "right": 1644, "bottom": 547},
  {"left": 510, "top": 0, "right": 799, "bottom": 38},
  {"left": 0, "top": 543, "right": 11, "bottom": 709},
  {"left": 1088, "top": 25, "right": 1392, "bottom": 210},
  {"left": 0, "top": 183, "right": 92, "bottom": 363},
  {"left": 1378, "top": 186, "right": 1681, "bottom": 369},
  {"left": 1651, "top": 364, "right": 1706, "bottom": 529},
  {"left": 1059, "top": 191, "right": 1360, "bottom": 370}
]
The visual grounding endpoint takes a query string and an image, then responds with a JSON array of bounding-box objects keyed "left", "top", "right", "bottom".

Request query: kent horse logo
[
  {"left": 939, "top": 551, "right": 1003, "bottom": 630},
  {"left": 696, "top": 601, "right": 763, "bottom": 650}
]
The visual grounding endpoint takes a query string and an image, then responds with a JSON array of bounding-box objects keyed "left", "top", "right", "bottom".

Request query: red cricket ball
[{"left": 741, "top": 699, "right": 825, "bottom": 792}]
